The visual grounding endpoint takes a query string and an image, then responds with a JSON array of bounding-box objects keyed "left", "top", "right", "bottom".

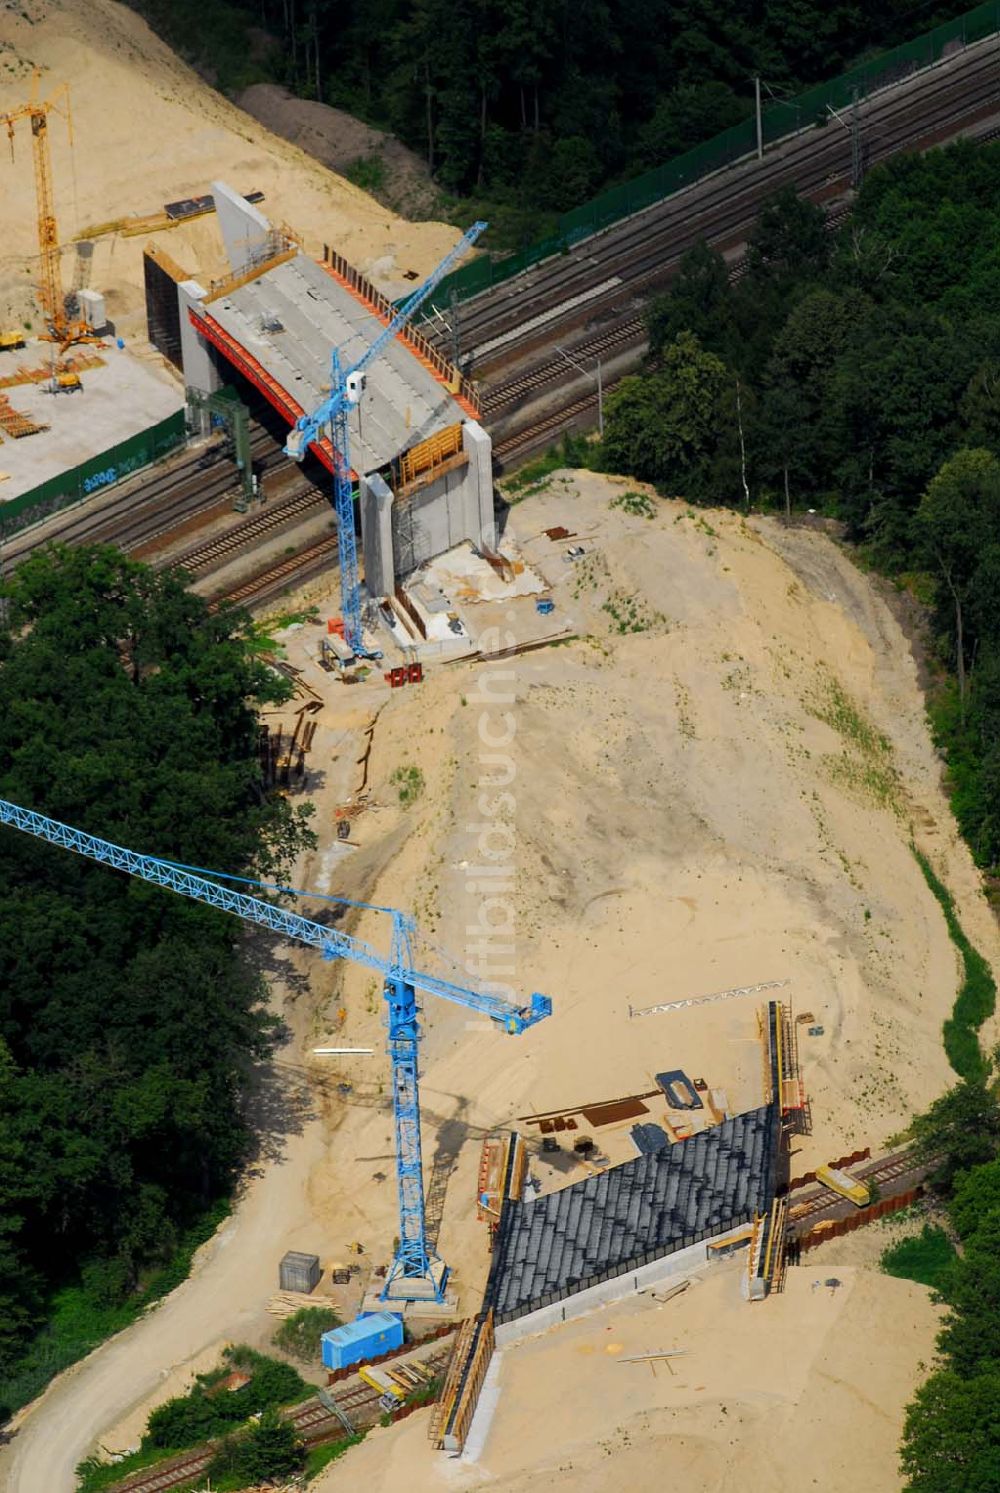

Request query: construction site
[{"left": 2, "top": 5, "right": 1000, "bottom": 1493}]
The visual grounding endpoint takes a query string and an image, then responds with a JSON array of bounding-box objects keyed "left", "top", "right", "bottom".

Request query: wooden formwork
[
  {"left": 477, "top": 1132, "right": 527, "bottom": 1240},
  {"left": 396, "top": 423, "right": 465, "bottom": 495},
  {"left": 0, "top": 395, "right": 47, "bottom": 437},
  {"left": 429, "top": 1310, "right": 495, "bottom": 1454},
  {"left": 477, "top": 1136, "right": 508, "bottom": 1223},
  {"left": 429, "top": 1316, "right": 475, "bottom": 1446},
  {"left": 744, "top": 1196, "right": 787, "bottom": 1300},
  {"left": 758, "top": 1000, "right": 806, "bottom": 1117}
]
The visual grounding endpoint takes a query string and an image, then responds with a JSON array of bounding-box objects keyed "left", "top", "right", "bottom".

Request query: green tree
[
  {"left": 0, "top": 547, "right": 314, "bottom": 1387},
  {"left": 917, "top": 449, "right": 1000, "bottom": 709},
  {"left": 637, "top": 81, "right": 748, "bottom": 165},
  {"left": 908, "top": 1079, "right": 1000, "bottom": 1188},
  {"left": 758, "top": 287, "right": 869, "bottom": 506},
  {"left": 745, "top": 185, "right": 830, "bottom": 287},
  {"left": 900, "top": 1369, "right": 1000, "bottom": 1492},
  {"left": 242, "top": 1405, "right": 305, "bottom": 1481},
  {"left": 601, "top": 330, "right": 731, "bottom": 493},
  {"left": 937, "top": 1218, "right": 1000, "bottom": 1375},
  {"left": 646, "top": 241, "right": 735, "bottom": 361}
]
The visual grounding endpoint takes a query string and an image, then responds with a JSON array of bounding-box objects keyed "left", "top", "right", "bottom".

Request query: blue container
[{"left": 321, "top": 1310, "right": 404, "bottom": 1371}]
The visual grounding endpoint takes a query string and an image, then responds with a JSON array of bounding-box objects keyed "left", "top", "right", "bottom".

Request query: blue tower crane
[
  {"left": 284, "top": 222, "right": 487, "bottom": 658},
  {"left": 0, "top": 796, "right": 550, "bottom": 1301}
]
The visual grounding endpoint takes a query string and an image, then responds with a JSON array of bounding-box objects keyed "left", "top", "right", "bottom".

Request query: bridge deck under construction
[{"left": 195, "top": 252, "right": 468, "bottom": 477}]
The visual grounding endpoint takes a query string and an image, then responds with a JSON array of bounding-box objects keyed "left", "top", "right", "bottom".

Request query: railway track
[
  {"left": 214, "top": 532, "right": 340, "bottom": 609},
  {"left": 462, "top": 33, "right": 1000, "bottom": 464},
  {"left": 0, "top": 425, "right": 295, "bottom": 571},
  {"left": 466, "top": 37, "right": 1000, "bottom": 362},
  {"left": 493, "top": 385, "right": 623, "bottom": 467},
  {"left": 7, "top": 32, "right": 996, "bottom": 588},
  {"left": 169, "top": 482, "right": 327, "bottom": 578},
  {"left": 112, "top": 1344, "right": 454, "bottom": 1493},
  {"left": 0, "top": 414, "right": 335, "bottom": 610},
  {"left": 786, "top": 1148, "right": 936, "bottom": 1231}
]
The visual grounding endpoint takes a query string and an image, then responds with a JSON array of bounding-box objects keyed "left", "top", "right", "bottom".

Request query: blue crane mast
[
  {"left": 284, "top": 222, "right": 487, "bottom": 658},
  {"left": 0, "top": 796, "right": 550, "bottom": 1301}
]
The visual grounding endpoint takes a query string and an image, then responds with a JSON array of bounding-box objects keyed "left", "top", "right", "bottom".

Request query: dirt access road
[{"left": 0, "top": 1017, "right": 326, "bottom": 1493}]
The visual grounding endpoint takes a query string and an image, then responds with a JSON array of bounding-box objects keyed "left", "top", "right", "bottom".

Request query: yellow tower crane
[{"left": 0, "top": 72, "right": 95, "bottom": 350}]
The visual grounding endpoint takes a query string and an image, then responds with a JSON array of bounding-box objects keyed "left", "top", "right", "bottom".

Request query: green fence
[
  {"left": 0, "top": 410, "right": 187, "bottom": 541},
  {"left": 427, "top": 0, "right": 1000, "bottom": 311}
]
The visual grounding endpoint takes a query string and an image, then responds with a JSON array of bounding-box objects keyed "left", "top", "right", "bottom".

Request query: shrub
[
  {"left": 144, "top": 1345, "right": 309, "bottom": 1451},
  {"left": 390, "top": 764, "right": 424, "bottom": 807},
  {"left": 881, "top": 1225, "right": 957, "bottom": 1292},
  {"left": 913, "top": 847, "right": 996, "bottom": 1081},
  {"left": 274, "top": 1306, "right": 341, "bottom": 1364}
]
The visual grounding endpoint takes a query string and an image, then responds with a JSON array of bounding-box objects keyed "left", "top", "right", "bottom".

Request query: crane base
[{"left": 377, "top": 1257, "right": 449, "bottom": 1304}]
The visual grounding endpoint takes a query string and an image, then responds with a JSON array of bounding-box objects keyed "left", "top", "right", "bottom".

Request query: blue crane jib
[
  {"left": 0, "top": 795, "right": 550, "bottom": 1301},
  {"left": 283, "top": 222, "right": 487, "bottom": 658}
]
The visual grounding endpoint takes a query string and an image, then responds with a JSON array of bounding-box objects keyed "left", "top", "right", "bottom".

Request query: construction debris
[
  {"left": 0, "top": 350, "right": 104, "bottom": 391},
  {"left": 266, "top": 1289, "right": 340, "bottom": 1318},
  {"left": 0, "top": 395, "right": 48, "bottom": 438}
]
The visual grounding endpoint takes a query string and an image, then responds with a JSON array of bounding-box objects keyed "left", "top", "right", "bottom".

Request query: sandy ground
[
  {"left": 315, "top": 1264, "right": 942, "bottom": 1493},
  {"left": 4, "top": 471, "right": 994, "bottom": 1490},
  {"left": 0, "top": 0, "right": 463, "bottom": 338},
  {"left": 302, "top": 471, "right": 997, "bottom": 1490}
]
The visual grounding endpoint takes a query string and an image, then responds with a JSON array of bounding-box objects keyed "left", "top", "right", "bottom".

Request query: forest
[
  {"left": 0, "top": 548, "right": 313, "bottom": 1417},
  {"left": 894, "top": 1076, "right": 1000, "bottom": 1492},
  {"left": 132, "top": 0, "right": 975, "bottom": 214}
]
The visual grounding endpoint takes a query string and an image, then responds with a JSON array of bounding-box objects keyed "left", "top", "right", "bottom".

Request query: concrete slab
[
  {"left": 0, "top": 344, "right": 184, "bottom": 501},
  {"left": 394, "top": 540, "right": 573, "bottom": 660},
  {"left": 206, "top": 253, "right": 464, "bottom": 472}
]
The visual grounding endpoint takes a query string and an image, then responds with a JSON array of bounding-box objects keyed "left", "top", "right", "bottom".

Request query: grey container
[{"left": 279, "top": 1250, "right": 322, "bottom": 1293}]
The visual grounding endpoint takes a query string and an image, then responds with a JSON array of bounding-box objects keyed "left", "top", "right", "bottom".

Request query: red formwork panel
[{"left": 188, "top": 308, "right": 349, "bottom": 476}]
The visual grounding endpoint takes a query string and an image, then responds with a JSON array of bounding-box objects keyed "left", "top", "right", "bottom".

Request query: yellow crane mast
[{"left": 0, "top": 72, "right": 94, "bottom": 350}]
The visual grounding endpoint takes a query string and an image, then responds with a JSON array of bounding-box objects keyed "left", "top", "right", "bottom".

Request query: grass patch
[
  {"left": 304, "top": 1432, "right": 368, "bottom": 1480},
  {"left": 881, "top": 1224, "right": 957, "bottom": 1292},
  {"left": 609, "top": 488, "right": 655, "bottom": 518},
  {"left": 346, "top": 153, "right": 387, "bottom": 195},
  {"left": 2, "top": 1200, "right": 230, "bottom": 1422},
  {"left": 809, "top": 674, "right": 889, "bottom": 757},
  {"left": 807, "top": 672, "right": 900, "bottom": 812},
  {"left": 501, "top": 434, "right": 589, "bottom": 499},
  {"left": 390, "top": 764, "right": 424, "bottom": 807},
  {"left": 601, "top": 588, "right": 666, "bottom": 635},
  {"left": 826, "top": 750, "right": 901, "bottom": 812},
  {"left": 914, "top": 846, "right": 996, "bottom": 1081},
  {"left": 273, "top": 1305, "right": 341, "bottom": 1365}
]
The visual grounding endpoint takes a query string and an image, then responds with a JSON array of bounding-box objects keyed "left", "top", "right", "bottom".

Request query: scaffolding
[{"left": 758, "top": 999, "right": 807, "bottom": 1119}]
